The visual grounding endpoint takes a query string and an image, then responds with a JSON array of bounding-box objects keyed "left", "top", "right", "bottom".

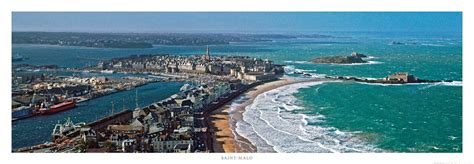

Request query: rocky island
[
  {"left": 312, "top": 52, "right": 368, "bottom": 64},
  {"left": 326, "top": 72, "right": 449, "bottom": 84}
]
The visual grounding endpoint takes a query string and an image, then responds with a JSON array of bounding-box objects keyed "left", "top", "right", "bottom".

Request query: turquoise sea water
[
  {"left": 12, "top": 31, "right": 462, "bottom": 152},
  {"left": 295, "top": 82, "right": 462, "bottom": 152}
]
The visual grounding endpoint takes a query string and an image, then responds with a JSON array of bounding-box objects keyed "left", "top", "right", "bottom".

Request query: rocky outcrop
[
  {"left": 312, "top": 55, "right": 366, "bottom": 64},
  {"left": 325, "top": 72, "right": 446, "bottom": 84},
  {"left": 312, "top": 52, "right": 368, "bottom": 64}
]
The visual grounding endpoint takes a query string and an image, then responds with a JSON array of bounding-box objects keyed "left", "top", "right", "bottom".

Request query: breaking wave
[
  {"left": 283, "top": 65, "right": 298, "bottom": 73},
  {"left": 420, "top": 43, "right": 445, "bottom": 47},
  {"left": 337, "top": 61, "right": 383, "bottom": 66},
  {"left": 365, "top": 56, "right": 377, "bottom": 60},
  {"left": 356, "top": 81, "right": 462, "bottom": 87},
  {"left": 233, "top": 81, "right": 383, "bottom": 153},
  {"left": 436, "top": 81, "right": 462, "bottom": 86},
  {"left": 284, "top": 60, "right": 312, "bottom": 64},
  {"left": 284, "top": 65, "right": 318, "bottom": 73},
  {"left": 283, "top": 65, "right": 326, "bottom": 78}
]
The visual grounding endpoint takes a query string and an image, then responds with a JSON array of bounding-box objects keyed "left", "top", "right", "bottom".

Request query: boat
[
  {"left": 51, "top": 118, "right": 86, "bottom": 141},
  {"left": 12, "top": 106, "right": 36, "bottom": 120},
  {"left": 12, "top": 92, "right": 38, "bottom": 120},
  {"left": 73, "top": 97, "right": 89, "bottom": 103},
  {"left": 39, "top": 100, "right": 76, "bottom": 115},
  {"left": 12, "top": 53, "right": 24, "bottom": 62}
]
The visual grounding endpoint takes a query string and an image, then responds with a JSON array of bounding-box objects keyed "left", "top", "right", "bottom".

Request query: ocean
[{"left": 12, "top": 31, "right": 462, "bottom": 152}]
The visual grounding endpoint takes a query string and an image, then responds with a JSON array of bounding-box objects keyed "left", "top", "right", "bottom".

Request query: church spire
[{"left": 203, "top": 45, "right": 210, "bottom": 60}]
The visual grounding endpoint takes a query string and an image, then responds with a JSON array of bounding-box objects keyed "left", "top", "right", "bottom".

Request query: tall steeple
[{"left": 203, "top": 45, "right": 210, "bottom": 60}]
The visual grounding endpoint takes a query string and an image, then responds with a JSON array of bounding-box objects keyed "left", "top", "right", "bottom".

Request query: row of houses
[{"left": 78, "top": 81, "right": 234, "bottom": 153}]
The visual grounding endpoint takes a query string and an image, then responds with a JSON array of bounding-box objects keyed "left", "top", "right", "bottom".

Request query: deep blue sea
[
  {"left": 12, "top": 31, "right": 462, "bottom": 152},
  {"left": 12, "top": 82, "right": 184, "bottom": 150}
]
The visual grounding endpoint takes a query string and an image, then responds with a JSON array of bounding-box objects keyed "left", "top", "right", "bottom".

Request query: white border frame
[{"left": 1, "top": 0, "right": 472, "bottom": 164}]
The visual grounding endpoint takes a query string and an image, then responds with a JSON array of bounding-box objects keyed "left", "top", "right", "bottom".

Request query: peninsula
[
  {"left": 12, "top": 32, "right": 337, "bottom": 48},
  {"left": 13, "top": 47, "right": 286, "bottom": 153}
]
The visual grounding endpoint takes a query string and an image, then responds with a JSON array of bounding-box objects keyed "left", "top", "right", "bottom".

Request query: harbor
[
  {"left": 13, "top": 76, "right": 280, "bottom": 152},
  {"left": 11, "top": 69, "right": 180, "bottom": 121},
  {"left": 12, "top": 82, "right": 185, "bottom": 150},
  {"left": 12, "top": 47, "right": 287, "bottom": 152}
]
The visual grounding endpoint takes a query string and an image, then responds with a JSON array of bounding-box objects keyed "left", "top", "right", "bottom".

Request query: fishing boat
[
  {"left": 51, "top": 118, "right": 86, "bottom": 141},
  {"left": 12, "top": 106, "right": 36, "bottom": 120},
  {"left": 12, "top": 53, "right": 24, "bottom": 62}
]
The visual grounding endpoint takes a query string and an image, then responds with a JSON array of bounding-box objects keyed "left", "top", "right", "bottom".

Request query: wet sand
[
  {"left": 210, "top": 76, "right": 328, "bottom": 152},
  {"left": 209, "top": 104, "right": 254, "bottom": 152}
]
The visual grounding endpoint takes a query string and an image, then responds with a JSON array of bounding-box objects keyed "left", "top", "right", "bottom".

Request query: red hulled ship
[{"left": 39, "top": 100, "right": 76, "bottom": 115}]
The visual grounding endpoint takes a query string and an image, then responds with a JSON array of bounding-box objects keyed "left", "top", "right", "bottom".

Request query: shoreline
[
  {"left": 210, "top": 76, "right": 331, "bottom": 153},
  {"left": 11, "top": 80, "right": 156, "bottom": 122},
  {"left": 12, "top": 81, "right": 185, "bottom": 151}
]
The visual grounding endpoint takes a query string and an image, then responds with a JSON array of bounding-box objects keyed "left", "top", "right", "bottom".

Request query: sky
[{"left": 12, "top": 12, "right": 462, "bottom": 33}]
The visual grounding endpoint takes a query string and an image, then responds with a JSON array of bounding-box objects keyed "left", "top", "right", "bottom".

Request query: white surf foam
[
  {"left": 283, "top": 65, "right": 297, "bottom": 73},
  {"left": 365, "top": 56, "right": 377, "bottom": 60},
  {"left": 436, "top": 81, "right": 462, "bottom": 86},
  {"left": 302, "top": 69, "right": 319, "bottom": 72},
  {"left": 337, "top": 61, "right": 383, "bottom": 66},
  {"left": 234, "top": 81, "right": 383, "bottom": 153},
  {"left": 284, "top": 65, "right": 318, "bottom": 72},
  {"left": 283, "top": 65, "right": 323, "bottom": 78},
  {"left": 421, "top": 43, "right": 445, "bottom": 47},
  {"left": 284, "top": 60, "right": 312, "bottom": 64},
  {"left": 356, "top": 80, "right": 462, "bottom": 87},
  {"left": 227, "top": 95, "right": 259, "bottom": 152}
]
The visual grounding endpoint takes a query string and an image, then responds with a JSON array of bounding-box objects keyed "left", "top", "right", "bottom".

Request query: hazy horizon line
[{"left": 12, "top": 30, "right": 462, "bottom": 34}]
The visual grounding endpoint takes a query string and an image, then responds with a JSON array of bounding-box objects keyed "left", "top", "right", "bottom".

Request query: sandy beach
[{"left": 210, "top": 76, "right": 329, "bottom": 153}]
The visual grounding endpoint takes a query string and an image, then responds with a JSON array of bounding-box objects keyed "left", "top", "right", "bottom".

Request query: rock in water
[
  {"left": 311, "top": 52, "right": 368, "bottom": 64},
  {"left": 312, "top": 55, "right": 367, "bottom": 64}
]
